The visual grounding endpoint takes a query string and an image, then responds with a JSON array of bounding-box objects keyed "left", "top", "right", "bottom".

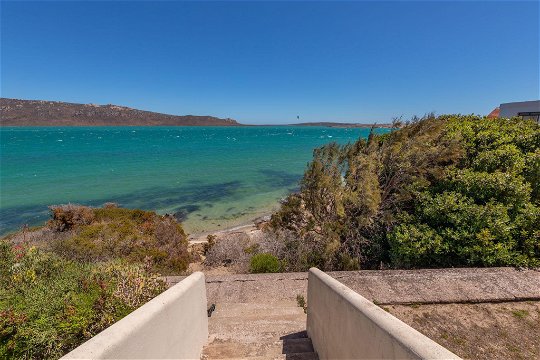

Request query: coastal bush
[
  {"left": 204, "top": 233, "right": 253, "bottom": 271},
  {"left": 249, "top": 253, "right": 281, "bottom": 273},
  {"left": 270, "top": 115, "right": 540, "bottom": 270},
  {"left": 0, "top": 241, "right": 166, "bottom": 359},
  {"left": 48, "top": 204, "right": 95, "bottom": 231},
  {"left": 256, "top": 228, "right": 327, "bottom": 272},
  {"left": 47, "top": 205, "right": 190, "bottom": 274},
  {"left": 203, "top": 234, "right": 217, "bottom": 255},
  {"left": 2, "top": 226, "right": 70, "bottom": 247}
]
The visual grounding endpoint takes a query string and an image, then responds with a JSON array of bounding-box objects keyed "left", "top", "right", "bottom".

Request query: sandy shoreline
[
  {"left": 179, "top": 198, "right": 281, "bottom": 236},
  {"left": 187, "top": 213, "right": 271, "bottom": 243}
]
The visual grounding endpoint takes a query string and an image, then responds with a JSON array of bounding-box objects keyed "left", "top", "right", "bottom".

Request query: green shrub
[
  {"left": 270, "top": 115, "right": 540, "bottom": 269},
  {"left": 249, "top": 253, "right": 281, "bottom": 273},
  {"left": 0, "top": 241, "right": 166, "bottom": 359},
  {"left": 296, "top": 294, "right": 307, "bottom": 313}
]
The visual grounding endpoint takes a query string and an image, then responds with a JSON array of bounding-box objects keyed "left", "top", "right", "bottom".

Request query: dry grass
[
  {"left": 386, "top": 301, "right": 540, "bottom": 360},
  {"left": 204, "top": 232, "right": 255, "bottom": 273}
]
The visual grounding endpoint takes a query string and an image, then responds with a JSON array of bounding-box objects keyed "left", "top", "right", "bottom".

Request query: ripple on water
[{"left": 0, "top": 126, "right": 389, "bottom": 235}]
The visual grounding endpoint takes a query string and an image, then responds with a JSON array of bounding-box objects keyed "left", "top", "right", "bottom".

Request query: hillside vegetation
[
  {"left": 1, "top": 205, "right": 190, "bottom": 358},
  {"left": 269, "top": 115, "right": 540, "bottom": 271},
  {"left": 8, "top": 204, "right": 190, "bottom": 275},
  {"left": 0, "top": 242, "right": 167, "bottom": 359}
]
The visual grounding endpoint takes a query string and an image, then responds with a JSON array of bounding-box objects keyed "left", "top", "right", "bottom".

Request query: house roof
[{"left": 487, "top": 107, "right": 500, "bottom": 118}]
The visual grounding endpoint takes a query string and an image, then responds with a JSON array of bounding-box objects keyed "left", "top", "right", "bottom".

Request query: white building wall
[{"left": 499, "top": 100, "right": 540, "bottom": 119}]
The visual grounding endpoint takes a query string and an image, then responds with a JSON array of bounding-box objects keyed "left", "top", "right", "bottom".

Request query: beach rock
[{"left": 254, "top": 215, "right": 271, "bottom": 230}]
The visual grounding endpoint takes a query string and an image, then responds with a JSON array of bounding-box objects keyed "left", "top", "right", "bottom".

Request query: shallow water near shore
[{"left": 0, "top": 126, "right": 388, "bottom": 235}]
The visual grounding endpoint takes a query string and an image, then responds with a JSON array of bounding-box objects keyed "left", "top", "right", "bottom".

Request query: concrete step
[
  {"left": 210, "top": 302, "right": 306, "bottom": 318},
  {"left": 282, "top": 338, "right": 314, "bottom": 354},
  {"left": 210, "top": 312, "right": 307, "bottom": 326},
  {"left": 220, "top": 354, "right": 318, "bottom": 360},
  {"left": 280, "top": 330, "right": 308, "bottom": 339},
  {"left": 208, "top": 318, "right": 307, "bottom": 344},
  {"left": 203, "top": 301, "right": 317, "bottom": 360},
  {"left": 208, "top": 302, "right": 307, "bottom": 343},
  {"left": 202, "top": 340, "right": 281, "bottom": 359},
  {"left": 283, "top": 352, "right": 319, "bottom": 360},
  {"left": 215, "top": 354, "right": 317, "bottom": 360},
  {"left": 202, "top": 339, "right": 318, "bottom": 360}
]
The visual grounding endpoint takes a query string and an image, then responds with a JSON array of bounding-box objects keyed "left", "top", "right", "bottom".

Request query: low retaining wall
[
  {"left": 62, "top": 272, "right": 208, "bottom": 360},
  {"left": 167, "top": 267, "right": 540, "bottom": 305},
  {"left": 307, "top": 268, "right": 461, "bottom": 360}
]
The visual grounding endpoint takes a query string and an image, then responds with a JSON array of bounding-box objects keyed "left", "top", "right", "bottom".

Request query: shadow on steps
[{"left": 280, "top": 331, "right": 318, "bottom": 360}]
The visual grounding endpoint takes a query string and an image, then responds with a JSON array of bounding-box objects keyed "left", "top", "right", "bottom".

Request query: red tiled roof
[{"left": 487, "top": 107, "right": 500, "bottom": 118}]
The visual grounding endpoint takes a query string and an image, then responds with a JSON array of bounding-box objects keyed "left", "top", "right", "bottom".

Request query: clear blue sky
[{"left": 1, "top": 1, "right": 539, "bottom": 124}]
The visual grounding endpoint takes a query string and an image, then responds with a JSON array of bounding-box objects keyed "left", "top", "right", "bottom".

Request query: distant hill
[
  {"left": 0, "top": 98, "right": 240, "bottom": 126},
  {"left": 293, "top": 122, "right": 394, "bottom": 128}
]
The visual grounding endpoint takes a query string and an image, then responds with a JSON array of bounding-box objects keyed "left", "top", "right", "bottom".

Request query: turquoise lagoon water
[{"left": 0, "top": 126, "right": 387, "bottom": 235}]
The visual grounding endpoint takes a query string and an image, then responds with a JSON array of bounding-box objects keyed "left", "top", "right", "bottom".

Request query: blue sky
[{"left": 1, "top": 1, "right": 539, "bottom": 124}]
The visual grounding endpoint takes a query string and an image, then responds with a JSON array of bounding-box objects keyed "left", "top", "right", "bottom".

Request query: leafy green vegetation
[
  {"left": 0, "top": 241, "right": 167, "bottom": 359},
  {"left": 270, "top": 115, "right": 540, "bottom": 270},
  {"left": 296, "top": 294, "right": 307, "bottom": 313},
  {"left": 511, "top": 309, "right": 529, "bottom": 319},
  {"left": 0, "top": 204, "right": 191, "bottom": 358},
  {"left": 249, "top": 253, "right": 281, "bottom": 273}
]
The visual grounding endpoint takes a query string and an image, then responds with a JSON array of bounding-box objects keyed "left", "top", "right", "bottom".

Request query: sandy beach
[{"left": 187, "top": 211, "right": 271, "bottom": 244}]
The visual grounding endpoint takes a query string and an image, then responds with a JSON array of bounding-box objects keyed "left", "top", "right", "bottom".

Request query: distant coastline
[
  {"left": 0, "top": 98, "right": 392, "bottom": 128},
  {"left": 0, "top": 98, "right": 239, "bottom": 127}
]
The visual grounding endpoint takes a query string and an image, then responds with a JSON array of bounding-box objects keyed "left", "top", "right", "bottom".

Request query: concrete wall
[
  {"left": 307, "top": 268, "right": 461, "bottom": 360},
  {"left": 62, "top": 272, "right": 208, "bottom": 360},
  {"left": 499, "top": 100, "right": 540, "bottom": 119}
]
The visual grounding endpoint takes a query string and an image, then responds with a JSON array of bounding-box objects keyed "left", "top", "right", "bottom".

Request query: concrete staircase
[{"left": 202, "top": 301, "right": 318, "bottom": 360}]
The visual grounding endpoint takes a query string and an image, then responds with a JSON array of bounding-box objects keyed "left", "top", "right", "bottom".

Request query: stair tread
[
  {"left": 210, "top": 306, "right": 306, "bottom": 318},
  {"left": 208, "top": 301, "right": 299, "bottom": 310},
  {"left": 209, "top": 316, "right": 307, "bottom": 338},
  {"left": 210, "top": 313, "right": 306, "bottom": 323},
  {"left": 205, "top": 354, "right": 317, "bottom": 360},
  {"left": 203, "top": 342, "right": 278, "bottom": 358},
  {"left": 282, "top": 338, "right": 314, "bottom": 353},
  {"left": 203, "top": 302, "right": 316, "bottom": 360},
  {"left": 279, "top": 330, "right": 308, "bottom": 340},
  {"left": 203, "top": 337, "right": 317, "bottom": 359},
  {"left": 283, "top": 352, "right": 319, "bottom": 360},
  {"left": 203, "top": 341, "right": 281, "bottom": 358}
]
